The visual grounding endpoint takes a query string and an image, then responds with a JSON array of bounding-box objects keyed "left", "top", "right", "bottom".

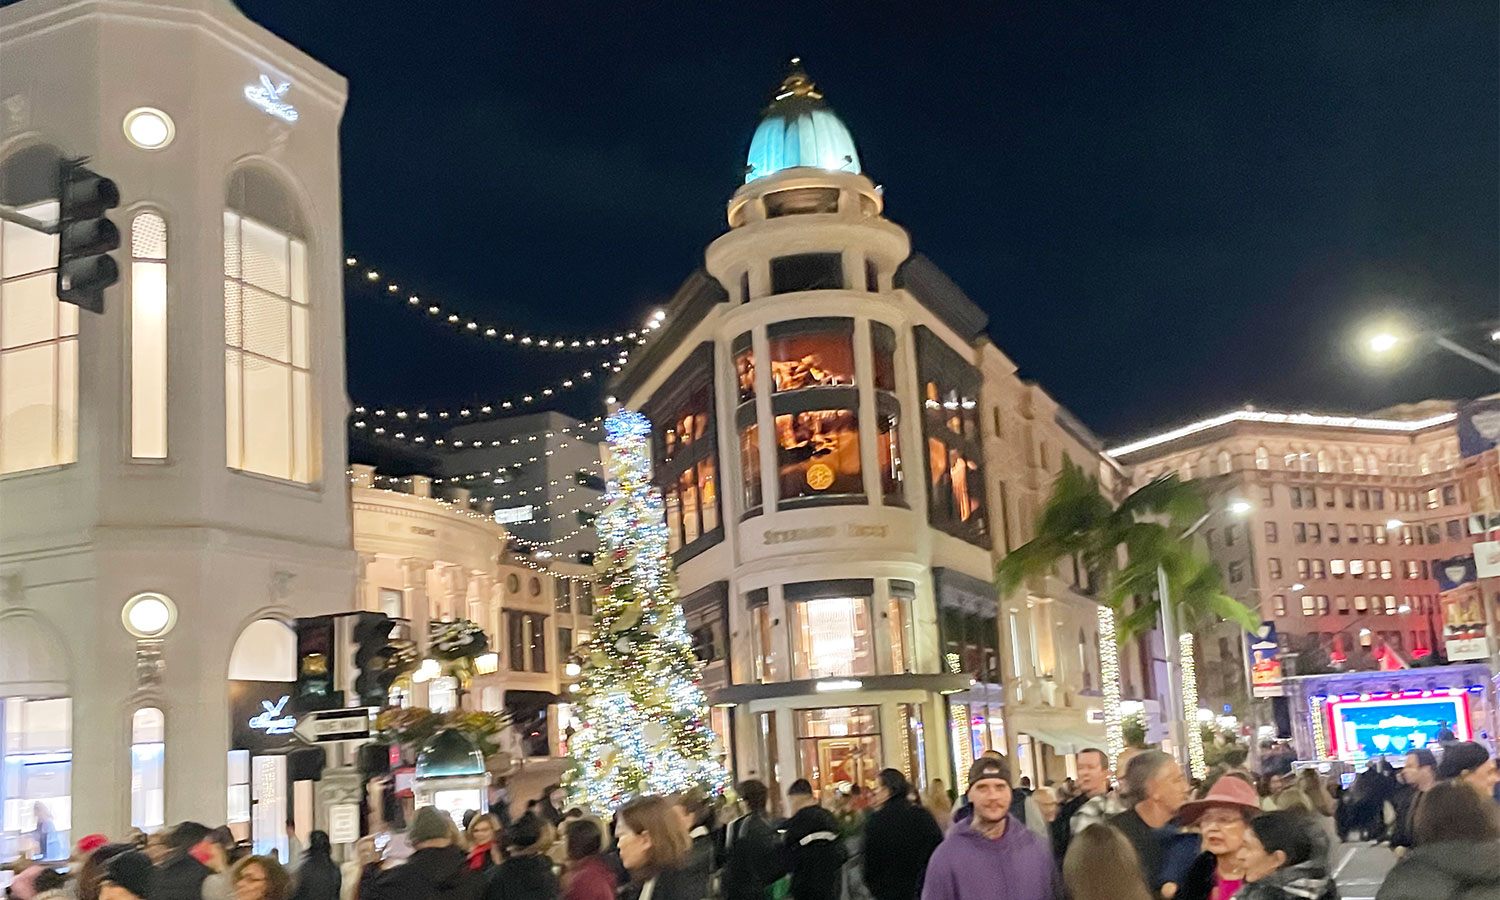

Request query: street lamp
[{"left": 1364, "top": 323, "right": 1500, "bottom": 376}]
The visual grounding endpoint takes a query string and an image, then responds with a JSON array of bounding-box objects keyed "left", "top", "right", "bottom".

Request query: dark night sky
[{"left": 233, "top": 0, "right": 1498, "bottom": 443}]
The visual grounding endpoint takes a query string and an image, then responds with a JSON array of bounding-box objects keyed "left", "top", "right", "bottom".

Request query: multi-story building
[
  {"left": 613, "top": 63, "right": 1122, "bottom": 797},
  {"left": 0, "top": 0, "right": 350, "bottom": 854},
  {"left": 349, "top": 468, "right": 592, "bottom": 782},
  {"left": 1109, "top": 402, "right": 1480, "bottom": 719}
]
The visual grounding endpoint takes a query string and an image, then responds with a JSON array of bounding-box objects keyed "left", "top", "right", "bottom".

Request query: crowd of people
[{"left": 8, "top": 740, "right": 1500, "bottom": 900}]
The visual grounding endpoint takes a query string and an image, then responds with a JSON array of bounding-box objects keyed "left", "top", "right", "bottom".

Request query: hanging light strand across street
[
  {"left": 345, "top": 255, "right": 667, "bottom": 349},
  {"left": 350, "top": 412, "right": 605, "bottom": 450}
]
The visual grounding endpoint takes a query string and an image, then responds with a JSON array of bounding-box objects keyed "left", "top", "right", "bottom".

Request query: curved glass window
[
  {"left": 916, "top": 327, "right": 988, "bottom": 546},
  {"left": 776, "top": 409, "right": 861, "bottom": 500},
  {"left": 131, "top": 212, "right": 168, "bottom": 459},
  {"left": 770, "top": 318, "right": 854, "bottom": 391},
  {"left": 644, "top": 343, "right": 721, "bottom": 555}
]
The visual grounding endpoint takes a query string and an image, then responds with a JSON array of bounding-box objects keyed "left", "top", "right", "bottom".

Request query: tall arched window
[
  {"left": 1316, "top": 449, "right": 1331, "bottom": 473},
  {"left": 1366, "top": 453, "right": 1380, "bottom": 475},
  {"left": 0, "top": 145, "right": 77, "bottom": 474},
  {"left": 224, "top": 168, "right": 312, "bottom": 482},
  {"left": 1255, "top": 447, "right": 1270, "bottom": 470},
  {"left": 1216, "top": 450, "right": 1232, "bottom": 474},
  {"left": 132, "top": 212, "right": 168, "bottom": 458},
  {"left": 131, "top": 707, "right": 165, "bottom": 829}
]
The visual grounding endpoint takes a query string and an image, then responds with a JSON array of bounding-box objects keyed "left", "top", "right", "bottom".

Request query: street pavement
[{"left": 1329, "top": 841, "right": 1399, "bottom": 900}]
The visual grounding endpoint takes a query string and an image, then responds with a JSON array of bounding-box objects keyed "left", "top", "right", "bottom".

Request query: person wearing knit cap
[
  {"left": 920, "top": 757, "right": 1061, "bottom": 900},
  {"left": 362, "top": 807, "right": 485, "bottom": 900},
  {"left": 102, "top": 850, "right": 157, "bottom": 900},
  {"left": 1437, "top": 740, "right": 1500, "bottom": 797}
]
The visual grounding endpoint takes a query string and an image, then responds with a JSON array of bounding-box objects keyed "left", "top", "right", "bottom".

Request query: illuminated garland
[
  {"left": 351, "top": 412, "right": 603, "bottom": 448},
  {"left": 565, "top": 410, "right": 726, "bottom": 809},
  {"left": 1181, "top": 632, "right": 1207, "bottom": 779},
  {"left": 345, "top": 256, "right": 666, "bottom": 349},
  {"left": 1097, "top": 605, "right": 1126, "bottom": 766}
]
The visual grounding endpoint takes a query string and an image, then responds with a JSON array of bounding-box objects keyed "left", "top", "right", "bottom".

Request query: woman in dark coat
[
  {"left": 615, "top": 796, "right": 704, "bottom": 900},
  {"left": 484, "top": 815, "right": 559, "bottom": 900},
  {"left": 1375, "top": 780, "right": 1500, "bottom": 900},
  {"left": 289, "top": 831, "right": 342, "bottom": 900},
  {"left": 861, "top": 769, "right": 943, "bottom": 900}
]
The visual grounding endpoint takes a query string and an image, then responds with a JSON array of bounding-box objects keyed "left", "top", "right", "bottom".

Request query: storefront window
[
  {"left": 1, "top": 697, "right": 71, "bottom": 860},
  {"left": 130, "top": 708, "right": 165, "bottom": 831},
  {"left": 871, "top": 322, "right": 896, "bottom": 392},
  {"left": 917, "top": 327, "right": 988, "bottom": 545},
  {"left": 734, "top": 333, "right": 755, "bottom": 403},
  {"left": 769, "top": 320, "right": 855, "bottom": 391},
  {"left": 751, "top": 600, "right": 774, "bottom": 683},
  {"left": 740, "top": 424, "right": 762, "bottom": 515},
  {"left": 791, "top": 596, "right": 874, "bottom": 679},
  {"left": 646, "top": 344, "right": 721, "bottom": 557},
  {"left": 796, "top": 707, "right": 881, "bottom": 794},
  {"left": 776, "top": 409, "right": 861, "bottom": 501},
  {"left": 889, "top": 588, "right": 916, "bottom": 674},
  {"left": 757, "top": 712, "right": 782, "bottom": 796},
  {"left": 898, "top": 703, "right": 927, "bottom": 787},
  {"left": 877, "top": 411, "right": 903, "bottom": 503},
  {"left": 660, "top": 383, "right": 711, "bottom": 466}
]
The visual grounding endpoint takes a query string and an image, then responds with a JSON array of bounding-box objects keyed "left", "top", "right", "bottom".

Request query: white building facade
[{"left": 0, "top": 0, "right": 351, "bottom": 852}]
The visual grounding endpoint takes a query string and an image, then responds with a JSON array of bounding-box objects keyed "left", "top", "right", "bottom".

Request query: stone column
[
  {"left": 354, "top": 552, "right": 375, "bottom": 612},
  {"left": 402, "top": 558, "right": 433, "bottom": 706}
]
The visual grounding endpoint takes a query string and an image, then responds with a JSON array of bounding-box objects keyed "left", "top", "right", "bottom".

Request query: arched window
[
  {"left": 1216, "top": 450, "right": 1232, "bottom": 475},
  {"left": 224, "top": 167, "right": 313, "bottom": 482},
  {"left": 131, "top": 707, "right": 165, "bottom": 829},
  {"left": 0, "top": 145, "right": 77, "bottom": 474},
  {"left": 1255, "top": 447, "right": 1270, "bottom": 471},
  {"left": 1418, "top": 453, "right": 1431, "bottom": 475},
  {"left": 1352, "top": 451, "right": 1366, "bottom": 474},
  {"left": 1366, "top": 453, "right": 1380, "bottom": 475},
  {"left": 1316, "top": 450, "right": 1331, "bottom": 473},
  {"left": 132, "top": 212, "right": 168, "bottom": 458}
]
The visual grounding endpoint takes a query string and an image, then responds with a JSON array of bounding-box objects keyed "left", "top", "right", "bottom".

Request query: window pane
[
  {"left": 793, "top": 596, "right": 874, "bottom": 678},
  {"left": 878, "top": 411, "right": 903, "bottom": 501},
  {"left": 292, "top": 370, "right": 311, "bottom": 483},
  {"left": 770, "top": 252, "right": 843, "bottom": 293},
  {"left": 776, "top": 409, "right": 862, "bottom": 500},
  {"left": 1, "top": 343, "right": 56, "bottom": 472},
  {"left": 698, "top": 458, "right": 718, "bottom": 534},
  {"left": 2, "top": 273, "right": 57, "bottom": 349},
  {"left": 224, "top": 280, "right": 243, "bottom": 347},
  {"left": 223, "top": 211, "right": 241, "bottom": 278},
  {"left": 242, "top": 287, "right": 290, "bottom": 363},
  {"left": 871, "top": 322, "right": 897, "bottom": 392},
  {"left": 131, "top": 260, "right": 168, "bottom": 459},
  {"left": 291, "top": 304, "right": 309, "bottom": 368},
  {"left": 735, "top": 342, "right": 756, "bottom": 403},
  {"left": 240, "top": 217, "right": 289, "bottom": 295},
  {"left": 740, "top": 424, "right": 762, "bottom": 512},
  {"left": 289, "top": 239, "right": 307, "bottom": 304},
  {"left": 680, "top": 468, "right": 700, "bottom": 544},
  {"left": 770, "top": 326, "right": 855, "bottom": 391},
  {"left": 2, "top": 218, "right": 57, "bottom": 278},
  {"left": 225, "top": 350, "right": 243, "bottom": 469},
  {"left": 56, "top": 338, "right": 76, "bottom": 465},
  {"left": 241, "top": 356, "right": 291, "bottom": 479},
  {"left": 664, "top": 484, "right": 682, "bottom": 553}
]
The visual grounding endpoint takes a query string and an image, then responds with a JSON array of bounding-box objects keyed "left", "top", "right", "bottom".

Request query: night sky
[{"left": 233, "top": 0, "right": 1498, "bottom": 443}]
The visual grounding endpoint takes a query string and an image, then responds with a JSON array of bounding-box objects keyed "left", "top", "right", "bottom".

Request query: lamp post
[{"left": 1365, "top": 325, "right": 1500, "bottom": 377}]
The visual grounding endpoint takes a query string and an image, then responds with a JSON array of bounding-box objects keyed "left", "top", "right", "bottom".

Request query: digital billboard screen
[{"left": 1327, "top": 693, "right": 1471, "bottom": 760}]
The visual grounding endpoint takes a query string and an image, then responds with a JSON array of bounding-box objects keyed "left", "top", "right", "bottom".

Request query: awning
[{"left": 1017, "top": 722, "right": 1107, "bottom": 756}]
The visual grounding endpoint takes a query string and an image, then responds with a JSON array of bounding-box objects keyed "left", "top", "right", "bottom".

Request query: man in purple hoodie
[{"left": 920, "top": 757, "right": 1062, "bottom": 900}]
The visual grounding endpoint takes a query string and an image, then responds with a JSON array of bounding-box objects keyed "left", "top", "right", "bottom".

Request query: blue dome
[{"left": 745, "top": 61, "right": 861, "bottom": 184}]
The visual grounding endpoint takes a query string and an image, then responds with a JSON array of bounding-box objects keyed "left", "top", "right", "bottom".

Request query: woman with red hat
[{"left": 1168, "top": 775, "right": 1263, "bottom": 900}]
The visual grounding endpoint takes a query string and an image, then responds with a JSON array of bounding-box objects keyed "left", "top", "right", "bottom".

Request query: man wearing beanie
[
  {"left": 101, "top": 850, "right": 157, "bottom": 900},
  {"left": 1437, "top": 740, "right": 1500, "bottom": 797},
  {"left": 364, "top": 806, "right": 485, "bottom": 900},
  {"left": 920, "top": 757, "right": 1061, "bottom": 900}
]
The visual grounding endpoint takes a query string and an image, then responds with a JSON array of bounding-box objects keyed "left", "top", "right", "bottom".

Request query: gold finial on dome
[{"left": 775, "top": 57, "right": 823, "bottom": 101}]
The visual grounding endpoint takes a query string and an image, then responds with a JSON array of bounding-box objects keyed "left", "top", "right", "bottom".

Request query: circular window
[
  {"left": 507, "top": 574, "right": 521, "bottom": 594},
  {"left": 529, "top": 577, "right": 541, "bottom": 597},
  {"left": 123, "top": 107, "right": 175, "bottom": 150},
  {"left": 122, "top": 592, "right": 177, "bottom": 638}
]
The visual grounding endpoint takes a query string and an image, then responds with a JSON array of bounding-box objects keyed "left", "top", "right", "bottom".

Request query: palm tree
[{"left": 996, "top": 459, "right": 1256, "bottom": 773}]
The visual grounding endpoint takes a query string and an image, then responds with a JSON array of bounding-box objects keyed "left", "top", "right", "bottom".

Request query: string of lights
[
  {"left": 352, "top": 470, "right": 602, "bottom": 547},
  {"left": 351, "top": 413, "right": 604, "bottom": 450},
  {"left": 345, "top": 255, "right": 668, "bottom": 350},
  {"left": 1181, "top": 632, "right": 1207, "bottom": 779},
  {"left": 1097, "top": 605, "right": 1125, "bottom": 767},
  {"left": 507, "top": 553, "right": 596, "bottom": 583}
]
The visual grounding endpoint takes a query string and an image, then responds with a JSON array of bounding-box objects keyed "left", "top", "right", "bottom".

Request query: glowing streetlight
[
  {"left": 1386, "top": 519, "right": 1404, "bottom": 531},
  {"left": 1228, "top": 500, "right": 1253, "bottom": 516},
  {"left": 1369, "top": 332, "right": 1400, "bottom": 353}
]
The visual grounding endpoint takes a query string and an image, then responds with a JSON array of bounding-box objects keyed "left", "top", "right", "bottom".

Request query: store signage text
[
  {"left": 763, "top": 523, "right": 889, "bottom": 545},
  {"left": 244, "top": 75, "right": 299, "bottom": 123},
  {"left": 494, "top": 505, "right": 535, "bottom": 525},
  {"left": 248, "top": 696, "right": 296, "bottom": 735}
]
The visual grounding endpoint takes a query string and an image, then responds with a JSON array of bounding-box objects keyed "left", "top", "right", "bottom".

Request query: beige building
[
  {"left": 1111, "top": 402, "right": 1476, "bottom": 719},
  {"left": 349, "top": 466, "right": 594, "bottom": 764}
]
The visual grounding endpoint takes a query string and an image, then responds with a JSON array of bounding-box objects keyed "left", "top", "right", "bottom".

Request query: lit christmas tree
[{"left": 566, "top": 410, "right": 726, "bottom": 810}]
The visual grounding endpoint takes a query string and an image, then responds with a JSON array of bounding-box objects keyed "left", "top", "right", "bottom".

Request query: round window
[
  {"left": 507, "top": 574, "right": 521, "bottom": 593},
  {"left": 122, "top": 592, "right": 178, "bottom": 638}
]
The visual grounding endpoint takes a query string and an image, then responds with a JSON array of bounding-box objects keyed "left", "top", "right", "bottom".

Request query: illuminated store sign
[
  {"left": 245, "top": 75, "right": 299, "bottom": 123},
  {"left": 248, "top": 696, "right": 296, "bottom": 735}
]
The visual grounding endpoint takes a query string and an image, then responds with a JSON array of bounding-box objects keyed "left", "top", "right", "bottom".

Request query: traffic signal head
[
  {"left": 55, "top": 159, "right": 120, "bottom": 313},
  {"left": 352, "top": 612, "right": 399, "bottom": 708}
]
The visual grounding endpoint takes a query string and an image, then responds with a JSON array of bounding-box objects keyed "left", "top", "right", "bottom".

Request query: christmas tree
[{"left": 566, "top": 410, "right": 726, "bottom": 810}]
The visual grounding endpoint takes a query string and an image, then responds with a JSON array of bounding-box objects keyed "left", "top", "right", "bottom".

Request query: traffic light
[
  {"left": 352, "top": 612, "right": 398, "bottom": 708},
  {"left": 55, "top": 158, "right": 119, "bottom": 313},
  {"left": 293, "top": 616, "right": 341, "bottom": 712}
]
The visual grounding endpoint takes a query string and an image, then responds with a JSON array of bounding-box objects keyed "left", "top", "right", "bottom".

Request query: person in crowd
[
  {"left": 1375, "top": 779, "right": 1500, "bottom": 900},
  {"left": 484, "top": 814, "right": 558, "bottom": 900},
  {"left": 465, "top": 814, "right": 504, "bottom": 873},
  {"left": 283, "top": 824, "right": 304, "bottom": 876},
  {"left": 26, "top": 868, "right": 69, "bottom": 900},
  {"left": 289, "top": 831, "right": 341, "bottom": 900},
  {"left": 1070, "top": 747, "right": 1138, "bottom": 837},
  {"left": 344, "top": 837, "right": 381, "bottom": 900},
  {"left": 615, "top": 796, "right": 699, "bottom": 900},
  {"left": 363, "top": 807, "right": 485, "bottom": 900},
  {"left": 1391, "top": 748, "right": 1438, "bottom": 850},
  {"left": 1438, "top": 741, "right": 1500, "bottom": 796},
  {"left": 100, "top": 851, "right": 158, "bottom": 900},
  {"left": 234, "top": 856, "right": 291, "bottom": 900},
  {"left": 79, "top": 843, "right": 135, "bottom": 900},
  {"left": 1337, "top": 762, "right": 1392, "bottom": 841},
  {"left": 781, "top": 779, "right": 846, "bottom": 900},
  {"left": 919, "top": 756, "right": 1060, "bottom": 900},
  {"left": 1234, "top": 811, "right": 1336, "bottom": 900},
  {"left": 1169, "top": 774, "right": 1260, "bottom": 900},
  {"left": 1031, "top": 787, "right": 1058, "bottom": 825},
  {"left": 537, "top": 786, "right": 567, "bottom": 828},
  {"left": 202, "top": 826, "right": 241, "bottom": 900},
  {"left": 1108, "top": 750, "right": 1189, "bottom": 895},
  {"left": 1062, "top": 824, "right": 1154, "bottom": 900},
  {"left": 560, "top": 819, "right": 616, "bottom": 900},
  {"left": 723, "top": 780, "right": 781, "bottom": 900},
  {"left": 864, "top": 769, "right": 944, "bottom": 900},
  {"left": 143, "top": 830, "right": 172, "bottom": 865},
  {"left": 155, "top": 822, "right": 214, "bottom": 900},
  {"left": 954, "top": 752, "right": 1044, "bottom": 834},
  {"left": 670, "top": 794, "right": 714, "bottom": 900},
  {"left": 489, "top": 780, "right": 515, "bottom": 831},
  {"left": 922, "top": 780, "right": 953, "bottom": 833},
  {"left": 1436, "top": 721, "right": 1457, "bottom": 742},
  {"left": 1053, "top": 747, "right": 1109, "bottom": 860}
]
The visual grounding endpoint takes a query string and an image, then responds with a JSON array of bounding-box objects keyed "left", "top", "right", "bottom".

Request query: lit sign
[
  {"left": 1325, "top": 692, "right": 1472, "bottom": 760},
  {"left": 493, "top": 505, "right": 535, "bottom": 525},
  {"left": 815, "top": 679, "right": 862, "bottom": 693},
  {"left": 244, "top": 75, "right": 299, "bottom": 123},
  {"left": 248, "top": 696, "right": 296, "bottom": 735}
]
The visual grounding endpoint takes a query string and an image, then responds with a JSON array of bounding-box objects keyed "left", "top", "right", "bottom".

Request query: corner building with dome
[{"left": 615, "top": 63, "right": 1128, "bottom": 799}]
